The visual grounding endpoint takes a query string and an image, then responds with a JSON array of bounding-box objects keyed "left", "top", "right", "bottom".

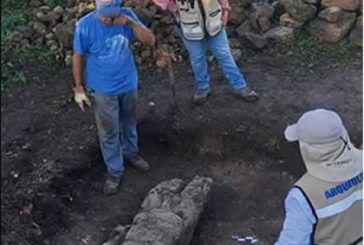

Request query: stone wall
[{"left": 7, "top": 0, "right": 362, "bottom": 67}]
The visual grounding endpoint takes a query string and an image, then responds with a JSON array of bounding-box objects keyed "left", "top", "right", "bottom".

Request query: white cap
[{"left": 284, "top": 109, "right": 345, "bottom": 144}]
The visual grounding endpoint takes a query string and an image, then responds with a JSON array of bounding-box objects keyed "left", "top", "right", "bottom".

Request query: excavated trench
[{"left": 22, "top": 110, "right": 301, "bottom": 245}]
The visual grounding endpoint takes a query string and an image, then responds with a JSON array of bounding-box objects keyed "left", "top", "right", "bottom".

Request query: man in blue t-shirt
[{"left": 72, "top": 0, "right": 155, "bottom": 195}]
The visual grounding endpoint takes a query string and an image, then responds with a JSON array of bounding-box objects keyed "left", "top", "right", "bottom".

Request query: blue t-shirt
[{"left": 74, "top": 8, "right": 143, "bottom": 95}]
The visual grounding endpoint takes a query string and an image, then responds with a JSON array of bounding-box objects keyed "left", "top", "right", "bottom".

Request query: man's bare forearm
[
  {"left": 72, "top": 52, "right": 85, "bottom": 90},
  {"left": 129, "top": 20, "right": 156, "bottom": 46}
]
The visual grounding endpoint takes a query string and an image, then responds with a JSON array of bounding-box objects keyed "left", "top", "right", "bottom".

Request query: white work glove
[{"left": 73, "top": 86, "right": 91, "bottom": 112}]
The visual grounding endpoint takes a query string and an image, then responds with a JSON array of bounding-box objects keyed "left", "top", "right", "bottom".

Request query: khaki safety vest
[
  {"left": 176, "top": 0, "right": 222, "bottom": 40},
  {"left": 295, "top": 172, "right": 363, "bottom": 245}
]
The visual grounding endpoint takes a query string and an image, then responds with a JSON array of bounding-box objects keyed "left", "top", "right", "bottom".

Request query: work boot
[
  {"left": 126, "top": 155, "right": 150, "bottom": 172},
  {"left": 193, "top": 88, "right": 211, "bottom": 105},
  {"left": 103, "top": 174, "right": 122, "bottom": 196},
  {"left": 235, "top": 87, "right": 259, "bottom": 102}
]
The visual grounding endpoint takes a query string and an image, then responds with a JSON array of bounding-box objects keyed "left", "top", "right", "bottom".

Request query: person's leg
[
  {"left": 207, "top": 29, "right": 247, "bottom": 90},
  {"left": 207, "top": 29, "right": 259, "bottom": 101},
  {"left": 181, "top": 35, "right": 212, "bottom": 104},
  {"left": 119, "top": 90, "right": 149, "bottom": 172},
  {"left": 119, "top": 90, "right": 138, "bottom": 158},
  {"left": 93, "top": 92, "right": 124, "bottom": 194},
  {"left": 181, "top": 37, "right": 210, "bottom": 90}
]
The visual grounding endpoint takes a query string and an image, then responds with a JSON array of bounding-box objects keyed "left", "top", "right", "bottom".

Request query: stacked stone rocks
[
  {"left": 308, "top": 0, "right": 361, "bottom": 45},
  {"left": 6, "top": 0, "right": 362, "bottom": 67}
]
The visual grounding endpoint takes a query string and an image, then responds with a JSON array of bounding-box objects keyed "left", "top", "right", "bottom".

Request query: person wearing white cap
[{"left": 275, "top": 109, "right": 363, "bottom": 245}]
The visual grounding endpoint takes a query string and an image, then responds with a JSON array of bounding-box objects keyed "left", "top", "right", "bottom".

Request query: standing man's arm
[
  {"left": 72, "top": 23, "right": 91, "bottom": 112},
  {"left": 113, "top": 13, "right": 156, "bottom": 46},
  {"left": 275, "top": 188, "right": 317, "bottom": 245},
  {"left": 73, "top": 53, "right": 85, "bottom": 92},
  {"left": 128, "top": 18, "right": 156, "bottom": 46}
]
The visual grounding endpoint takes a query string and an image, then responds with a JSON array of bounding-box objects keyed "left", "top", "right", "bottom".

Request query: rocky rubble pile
[
  {"left": 308, "top": 0, "right": 361, "bottom": 42},
  {"left": 279, "top": 0, "right": 362, "bottom": 45},
  {"left": 7, "top": 0, "right": 362, "bottom": 67}
]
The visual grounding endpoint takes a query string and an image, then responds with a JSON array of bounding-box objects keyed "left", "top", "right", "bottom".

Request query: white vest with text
[{"left": 295, "top": 172, "right": 363, "bottom": 245}]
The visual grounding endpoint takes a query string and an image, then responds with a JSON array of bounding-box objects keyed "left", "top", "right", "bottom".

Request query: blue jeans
[
  {"left": 92, "top": 90, "right": 138, "bottom": 177},
  {"left": 181, "top": 28, "right": 248, "bottom": 91}
]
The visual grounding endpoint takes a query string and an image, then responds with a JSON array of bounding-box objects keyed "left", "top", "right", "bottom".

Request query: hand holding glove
[{"left": 74, "top": 86, "right": 91, "bottom": 112}]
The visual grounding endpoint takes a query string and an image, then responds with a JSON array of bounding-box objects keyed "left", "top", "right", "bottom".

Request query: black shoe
[
  {"left": 103, "top": 175, "right": 122, "bottom": 195},
  {"left": 235, "top": 87, "right": 259, "bottom": 102},
  {"left": 126, "top": 155, "right": 150, "bottom": 172},
  {"left": 193, "top": 88, "right": 211, "bottom": 105}
]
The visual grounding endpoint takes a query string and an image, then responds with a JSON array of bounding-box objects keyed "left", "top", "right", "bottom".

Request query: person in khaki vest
[
  {"left": 275, "top": 109, "right": 363, "bottom": 245},
  {"left": 152, "top": 0, "right": 259, "bottom": 105}
]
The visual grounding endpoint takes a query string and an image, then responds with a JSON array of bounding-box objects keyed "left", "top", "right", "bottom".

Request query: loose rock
[
  {"left": 29, "top": 0, "right": 43, "bottom": 8},
  {"left": 50, "top": 44, "right": 59, "bottom": 52},
  {"left": 240, "top": 0, "right": 252, "bottom": 8},
  {"left": 45, "top": 32, "right": 55, "bottom": 40},
  {"left": 348, "top": 28, "right": 362, "bottom": 46},
  {"left": 228, "top": 5, "right": 246, "bottom": 25},
  {"left": 46, "top": 39, "right": 57, "bottom": 48},
  {"left": 303, "top": 0, "right": 320, "bottom": 4},
  {"left": 20, "top": 39, "right": 31, "bottom": 45},
  {"left": 254, "top": 2, "right": 274, "bottom": 19},
  {"left": 159, "top": 15, "right": 174, "bottom": 25},
  {"left": 15, "top": 26, "right": 34, "bottom": 39},
  {"left": 308, "top": 11, "right": 357, "bottom": 42},
  {"left": 32, "top": 22, "right": 47, "bottom": 34},
  {"left": 64, "top": 51, "right": 73, "bottom": 66},
  {"left": 54, "top": 23, "right": 75, "bottom": 49},
  {"left": 236, "top": 21, "right": 250, "bottom": 37},
  {"left": 321, "top": 0, "right": 360, "bottom": 11},
  {"left": 232, "top": 48, "right": 242, "bottom": 61},
  {"left": 280, "top": 0, "right": 317, "bottom": 22},
  {"left": 318, "top": 6, "right": 343, "bottom": 23},
  {"left": 258, "top": 16, "right": 272, "bottom": 32},
  {"left": 133, "top": 6, "right": 154, "bottom": 26},
  {"left": 248, "top": 2, "right": 274, "bottom": 32},
  {"left": 45, "top": 11, "right": 63, "bottom": 26},
  {"left": 229, "top": 37, "right": 242, "bottom": 48},
  {"left": 36, "top": 11, "right": 48, "bottom": 23},
  {"left": 280, "top": 13, "right": 305, "bottom": 28},
  {"left": 349, "top": 15, "right": 362, "bottom": 46},
  {"left": 9, "top": 31, "right": 24, "bottom": 43},
  {"left": 66, "top": 0, "right": 77, "bottom": 8},
  {"left": 355, "top": 15, "right": 362, "bottom": 29},
  {"left": 242, "top": 32, "right": 268, "bottom": 50},
  {"left": 264, "top": 26, "right": 295, "bottom": 43},
  {"left": 34, "top": 36, "right": 45, "bottom": 45},
  {"left": 272, "top": 1, "right": 286, "bottom": 17},
  {"left": 38, "top": 5, "right": 51, "bottom": 12},
  {"left": 53, "top": 5, "right": 65, "bottom": 15}
]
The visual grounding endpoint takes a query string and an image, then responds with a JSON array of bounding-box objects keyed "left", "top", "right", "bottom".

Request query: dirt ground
[{"left": 1, "top": 44, "right": 362, "bottom": 245}]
